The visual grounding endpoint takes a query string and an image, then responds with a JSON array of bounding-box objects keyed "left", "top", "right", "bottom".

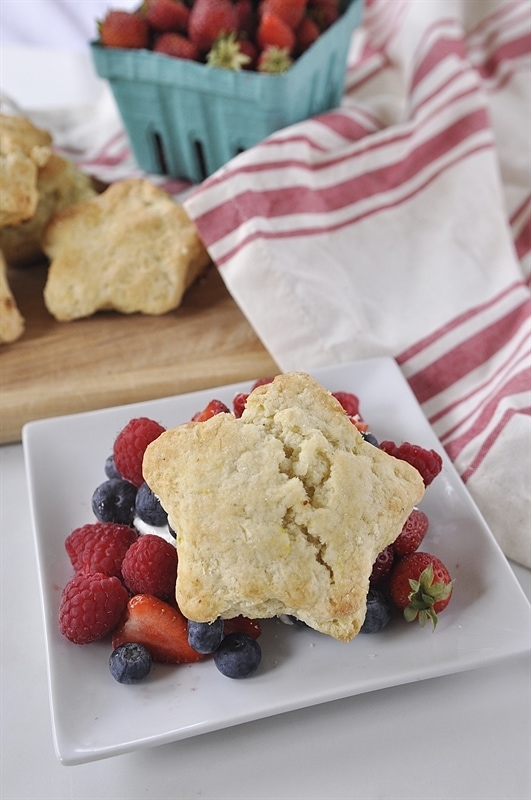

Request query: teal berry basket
[{"left": 91, "top": 0, "right": 363, "bottom": 183}]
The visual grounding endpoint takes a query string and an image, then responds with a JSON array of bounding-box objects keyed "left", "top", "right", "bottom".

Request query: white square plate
[{"left": 23, "top": 357, "right": 531, "bottom": 765}]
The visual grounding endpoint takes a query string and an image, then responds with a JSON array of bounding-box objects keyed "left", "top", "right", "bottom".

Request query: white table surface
[{"left": 1, "top": 439, "right": 530, "bottom": 800}]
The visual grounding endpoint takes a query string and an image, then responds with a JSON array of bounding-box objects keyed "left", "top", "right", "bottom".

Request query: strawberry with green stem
[
  {"left": 257, "top": 44, "right": 292, "bottom": 72},
  {"left": 389, "top": 552, "right": 454, "bottom": 629},
  {"left": 257, "top": 10, "right": 295, "bottom": 53},
  {"left": 207, "top": 32, "right": 253, "bottom": 70},
  {"left": 188, "top": 0, "right": 239, "bottom": 54}
]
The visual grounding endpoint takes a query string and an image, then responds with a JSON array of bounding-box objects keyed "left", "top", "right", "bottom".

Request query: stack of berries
[
  {"left": 98, "top": 0, "right": 344, "bottom": 73},
  {"left": 57, "top": 376, "right": 453, "bottom": 687}
]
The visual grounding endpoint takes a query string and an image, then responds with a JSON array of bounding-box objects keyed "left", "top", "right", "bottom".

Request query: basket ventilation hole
[
  {"left": 153, "top": 132, "right": 168, "bottom": 174},
  {"left": 193, "top": 140, "right": 208, "bottom": 181}
]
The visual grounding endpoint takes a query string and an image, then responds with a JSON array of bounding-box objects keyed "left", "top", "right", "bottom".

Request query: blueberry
[
  {"left": 104, "top": 454, "right": 121, "bottom": 479},
  {"left": 135, "top": 481, "right": 168, "bottom": 527},
  {"left": 109, "top": 642, "right": 152, "bottom": 684},
  {"left": 214, "top": 633, "right": 261, "bottom": 679},
  {"left": 360, "top": 587, "right": 392, "bottom": 633},
  {"left": 362, "top": 431, "right": 379, "bottom": 447},
  {"left": 187, "top": 618, "right": 224, "bottom": 654},
  {"left": 91, "top": 478, "right": 137, "bottom": 525}
]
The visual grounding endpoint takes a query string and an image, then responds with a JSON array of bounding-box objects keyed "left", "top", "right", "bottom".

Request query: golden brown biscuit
[
  {"left": 0, "top": 151, "right": 96, "bottom": 266},
  {"left": 42, "top": 178, "right": 211, "bottom": 320},
  {"left": 0, "top": 250, "right": 24, "bottom": 344},
  {"left": 0, "top": 113, "right": 53, "bottom": 228},
  {"left": 143, "top": 372, "right": 425, "bottom": 641}
]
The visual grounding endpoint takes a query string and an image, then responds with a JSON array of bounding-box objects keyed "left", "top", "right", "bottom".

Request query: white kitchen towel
[
  {"left": 3, "top": 0, "right": 528, "bottom": 566},
  {"left": 183, "top": 0, "right": 531, "bottom": 567}
]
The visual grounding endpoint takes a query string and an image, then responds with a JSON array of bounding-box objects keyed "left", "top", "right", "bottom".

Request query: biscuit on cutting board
[
  {"left": 0, "top": 250, "right": 24, "bottom": 344},
  {"left": 0, "top": 113, "right": 53, "bottom": 228},
  {"left": 0, "top": 150, "right": 97, "bottom": 266},
  {"left": 42, "top": 178, "right": 211, "bottom": 320},
  {"left": 143, "top": 372, "right": 425, "bottom": 642}
]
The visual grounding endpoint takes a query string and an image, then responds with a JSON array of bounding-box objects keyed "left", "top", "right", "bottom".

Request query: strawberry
[
  {"left": 251, "top": 376, "right": 276, "bottom": 389},
  {"left": 65, "top": 521, "right": 138, "bottom": 578},
  {"left": 348, "top": 415, "right": 369, "bottom": 433},
  {"left": 294, "top": 15, "right": 319, "bottom": 55},
  {"left": 112, "top": 594, "right": 204, "bottom": 663},
  {"left": 369, "top": 545, "right": 394, "bottom": 584},
  {"left": 392, "top": 508, "right": 429, "bottom": 558},
  {"left": 206, "top": 32, "right": 253, "bottom": 69},
  {"left": 379, "top": 440, "right": 443, "bottom": 487},
  {"left": 234, "top": 0, "right": 257, "bottom": 36},
  {"left": 308, "top": 0, "right": 339, "bottom": 30},
  {"left": 59, "top": 572, "right": 129, "bottom": 644},
  {"left": 257, "top": 44, "right": 293, "bottom": 72},
  {"left": 188, "top": 0, "right": 239, "bottom": 54},
  {"left": 238, "top": 38, "right": 258, "bottom": 69},
  {"left": 259, "top": 0, "right": 307, "bottom": 30},
  {"left": 224, "top": 615, "right": 262, "bottom": 639},
  {"left": 233, "top": 392, "right": 249, "bottom": 417},
  {"left": 191, "top": 398, "right": 231, "bottom": 421},
  {"left": 257, "top": 11, "right": 295, "bottom": 53},
  {"left": 113, "top": 417, "right": 166, "bottom": 488},
  {"left": 99, "top": 10, "right": 150, "bottom": 49},
  {"left": 153, "top": 31, "right": 201, "bottom": 60},
  {"left": 143, "top": 0, "right": 190, "bottom": 33},
  {"left": 389, "top": 552, "right": 454, "bottom": 629}
]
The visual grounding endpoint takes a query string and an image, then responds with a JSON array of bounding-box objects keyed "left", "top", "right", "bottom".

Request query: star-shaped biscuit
[
  {"left": 143, "top": 373, "right": 425, "bottom": 641},
  {"left": 42, "top": 178, "right": 210, "bottom": 320}
]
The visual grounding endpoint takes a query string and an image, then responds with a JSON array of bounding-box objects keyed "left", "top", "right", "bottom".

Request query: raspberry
[
  {"left": 65, "top": 522, "right": 138, "bottom": 578},
  {"left": 332, "top": 391, "right": 361, "bottom": 417},
  {"left": 369, "top": 545, "right": 394, "bottom": 584},
  {"left": 121, "top": 534, "right": 178, "bottom": 600},
  {"left": 392, "top": 508, "right": 429, "bottom": 558},
  {"left": 379, "top": 440, "right": 443, "bottom": 486},
  {"left": 59, "top": 572, "right": 129, "bottom": 644},
  {"left": 113, "top": 417, "right": 166, "bottom": 487}
]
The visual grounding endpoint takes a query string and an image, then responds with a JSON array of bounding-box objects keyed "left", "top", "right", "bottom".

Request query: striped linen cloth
[
  {"left": 49, "top": 0, "right": 530, "bottom": 566},
  {"left": 181, "top": 0, "right": 531, "bottom": 567}
]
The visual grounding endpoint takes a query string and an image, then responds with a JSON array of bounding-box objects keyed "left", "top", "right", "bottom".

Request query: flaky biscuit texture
[
  {"left": 0, "top": 250, "right": 24, "bottom": 344},
  {"left": 0, "top": 152, "right": 96, "bottom": 266},
  {"left": 0, "top": 113, "right": 53, "bottom": 228},
  {"left": 143, "top": 373, "right": 425, "bottom": 641},
  {"left": 42, "top": 178, "right": 211, "bottom": 320}
]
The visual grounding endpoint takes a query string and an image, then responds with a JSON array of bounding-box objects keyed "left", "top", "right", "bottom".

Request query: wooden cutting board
[{"left": 0, "top": 261, "right": 279, "bottom": 444}]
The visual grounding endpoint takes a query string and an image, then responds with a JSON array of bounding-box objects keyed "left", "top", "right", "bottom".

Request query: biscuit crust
[
  {"left": 0, "top": 113, "right": 53, "bottom": 228},
  {"left": 42, "top": 178, "right": 211, "bottom": 320},
  {"left": 0, "top": 250, "right": 24, "bottom": 344},
  {"left": 143, "top": 373, "right": 425, "bottom": 641},
  {"left": 0, "top": 152, "right": 96, "bottom": 266}
]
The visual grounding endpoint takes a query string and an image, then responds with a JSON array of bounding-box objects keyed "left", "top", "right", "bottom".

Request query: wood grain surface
[{"left": 0, "top": 261, "right": 279, "bottom": 444}]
